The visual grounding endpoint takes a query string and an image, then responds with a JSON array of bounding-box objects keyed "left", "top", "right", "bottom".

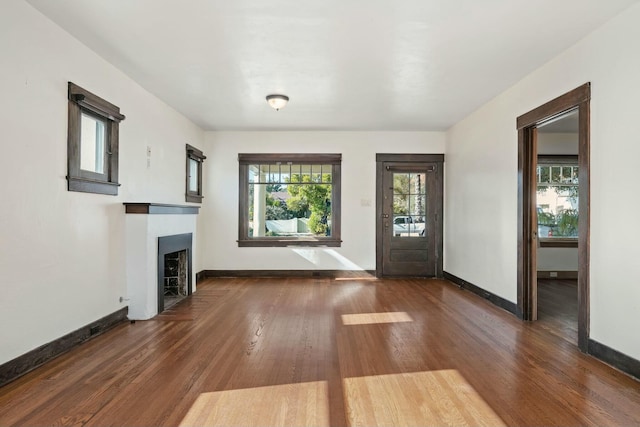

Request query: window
[
  {"left": 537, "top": 155, "right": 578, "bottom": 247},
  {"left": 392, "top": 173, "right": 426, "bottom": 237},
  {"left": 186, "top": 144, "right": 206, "bottom": 203},
  {"left": 67, "top": 82, "right": 125, "bottom": 195},
  {"left": 238, "top": 153, "right": 342, "bottom": 247}
]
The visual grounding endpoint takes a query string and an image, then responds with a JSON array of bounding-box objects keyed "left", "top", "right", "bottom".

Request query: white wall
[
  {"left": 537, "top": 133, "right": 579, "bottom": 155},
  {"left": 201, "top": 131, "right": 445, "bottom": 271},
  {"left": 445, "top": 3, "right": 640, "bottom": 360},
  {"left": 537, "top": 249, "right": 579, "bottom": 272},
  {"left": 0, "top": 0, "right": 204, "bottom": 365}
]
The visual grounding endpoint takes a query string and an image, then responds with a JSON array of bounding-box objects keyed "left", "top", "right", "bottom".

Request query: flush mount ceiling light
[{"left": 266, "top": 94, "right": 289, "bottom": 111}]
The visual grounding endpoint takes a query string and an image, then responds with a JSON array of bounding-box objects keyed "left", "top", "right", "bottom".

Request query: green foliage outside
[
  {"left": 393, "top": 174, "right": 409, "bottom": 215},
  {"left": 286, "top": 174, "right": 332, "bottom": 235},
  {"left": 537, "top": 186, "right": 579, "bottom": 237},
  {"left": 556, "top": 209, "right": 578, "bottom": 237},
  {"left": 248, "top": 173, "right": 332, "bottom": 236},
  {"left": 537, "top": 210, "right": 555, "bottom": 226}
]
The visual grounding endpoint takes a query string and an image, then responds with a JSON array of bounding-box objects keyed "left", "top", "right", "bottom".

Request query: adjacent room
[{"left": 1, "top": 0, "right": 640, "bottom": 425}]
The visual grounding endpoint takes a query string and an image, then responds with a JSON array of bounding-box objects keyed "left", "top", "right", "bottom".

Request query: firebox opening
[
  {"left": 163, "top": 249, "right": 188, "bottom": 310},
  {"left": 157, "top": 232, "right": 193, "bottom": 315}
]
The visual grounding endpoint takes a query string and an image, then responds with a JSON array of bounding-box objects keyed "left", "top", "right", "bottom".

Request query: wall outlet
[{"left": 550, "top": 271, "right": 558, "bottom": 278}]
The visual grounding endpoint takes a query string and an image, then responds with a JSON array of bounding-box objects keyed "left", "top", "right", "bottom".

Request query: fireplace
[
  {"left": 124, "top": 203, "right": 199, "bottom": 320},
  {"left": 157, "top": 233, "right": 193, "bottom": 313}
]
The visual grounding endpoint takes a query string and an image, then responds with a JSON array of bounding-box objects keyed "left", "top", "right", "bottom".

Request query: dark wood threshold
[
  {"left": 198, "top": 269, "right": 377, "bottom": 280},
  {"left": 538, "top": 271, "right": 578, "bottom": 279},
  {"left": 443, "top": 271, "right": 518, "bottom": 315},
  {"left": 0, "top": 307, "right": 128, "bottom": 388},
  {"left": 589, "top": 339, "right": 640, "bottom": 381},
  {"left": 123, "top": 203, "right": 200, "bottom": 215}
]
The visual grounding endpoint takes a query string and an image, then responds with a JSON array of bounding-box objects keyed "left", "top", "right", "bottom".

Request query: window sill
[
  {"left": 539, "top": 239, "right": 578, "bottom": 248},
  {"left": 238, "top": 238, "right": 342, "bottom": 248},
  {"left": 185, "top": 194, "right": 203, "bottom": 203},
  {"left": 67, "top": 176, "right": 120, "bottom": 195}
]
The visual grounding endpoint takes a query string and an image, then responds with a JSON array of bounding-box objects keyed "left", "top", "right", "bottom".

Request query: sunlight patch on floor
[
  {"left": 179, "top": 381, "right": 329, "bottom": 427},
  {"left": 343, "top": 370, "right": 506, "bottom": 427},
  {"left": 341, "top": 311, "right": 413, "bottom": 325}
]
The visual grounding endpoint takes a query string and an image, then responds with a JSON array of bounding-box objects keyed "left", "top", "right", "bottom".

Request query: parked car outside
[{"left": 393, "top": 216, "right": 425, "bottom": 236}]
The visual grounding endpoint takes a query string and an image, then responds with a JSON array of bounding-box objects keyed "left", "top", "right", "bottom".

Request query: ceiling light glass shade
[{"left": 266, "top": 94, "right": 289, "bottom": 110}]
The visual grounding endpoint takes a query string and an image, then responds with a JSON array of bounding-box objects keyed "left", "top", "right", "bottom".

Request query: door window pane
[
  {"left": 393, "top": 195, "right": 409, "bottom": 215},
  {"left": 410, "top": 195, "right": 426, "bottom": 220},
  {"left": 410, "top": 173, "right": 426, "bottom": 194},
  {"left": 393, "top": 173, "right": 410, "bottom": 195},
  {"left": 393, "top": 173, "right": 427, "bottom": 238}
]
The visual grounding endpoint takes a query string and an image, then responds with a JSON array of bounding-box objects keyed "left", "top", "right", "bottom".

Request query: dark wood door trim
[
  {"left": 517, "top": 126, "right": 538, "bottom": 320},
  {"left": 516, "top": 83, "right": 590, "bottom": 352},
  {"left": 376, "top": 154, "right": 444, "bottom": 278},
  {"left": 376, "top": 153, "right": 445, "bottom": 163}
]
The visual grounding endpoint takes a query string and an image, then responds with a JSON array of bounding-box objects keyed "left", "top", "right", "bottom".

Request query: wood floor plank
[
  {"left": 1, "top": 277, "right": 639, "bottom": 426},
  {"left": 538, "top": 278, "right": 578, "bottom": 345}
]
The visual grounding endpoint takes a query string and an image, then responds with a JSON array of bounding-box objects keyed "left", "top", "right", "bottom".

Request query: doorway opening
[
  {"left": 517, "top": 83, "right": 590, "bottom": 351},
  {"left": 536, "top": 110, "right": 579, "bottom": 345}
]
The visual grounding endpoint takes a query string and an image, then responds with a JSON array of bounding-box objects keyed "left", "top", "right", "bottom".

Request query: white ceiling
[{"left": 25, "top": 0, "right": 638, "bottom": 131}]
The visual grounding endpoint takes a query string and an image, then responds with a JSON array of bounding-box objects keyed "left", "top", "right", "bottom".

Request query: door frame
[
  {"left": 516, "top": 83, "right": 590, "bottom": 351},
  {"left": 376, "top": 153, "right": 444, "bottom": 278}
]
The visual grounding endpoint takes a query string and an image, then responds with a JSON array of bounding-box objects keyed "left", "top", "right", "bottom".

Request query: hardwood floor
[
  {"left": 1, "top": 278, "right": 639, "bottom": 426},
  {"left": 537, "top": 279, "right": 578, "bottom": 345}
]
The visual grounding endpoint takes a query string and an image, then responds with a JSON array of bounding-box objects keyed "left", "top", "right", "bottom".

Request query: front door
[{"left": 376, "top": 154, "right": 444, "bottom": 277}]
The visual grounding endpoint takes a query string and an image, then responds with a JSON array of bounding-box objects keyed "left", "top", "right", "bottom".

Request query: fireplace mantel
[{"left": 123, "top": 203, "right": 200, "bottom": 215}]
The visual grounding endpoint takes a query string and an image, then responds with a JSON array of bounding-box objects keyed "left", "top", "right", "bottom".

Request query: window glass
[
  {"left": 392, "top": 173, "right": 426, "bottom": 238},
  {"left": 80, "top": 112, "right": 106, "bottom": 174},
  {"left": 248, "top": 163, "right": 332, "bottom": 238},
  {"left": 188, "top": 158, "right": 198, "bottom": 192},
  {"left": 238, "top": 154, "right": 341, "bottom": 247},
  {"left": 537, "top": 158, "right": 578, "bottom": 240}
]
